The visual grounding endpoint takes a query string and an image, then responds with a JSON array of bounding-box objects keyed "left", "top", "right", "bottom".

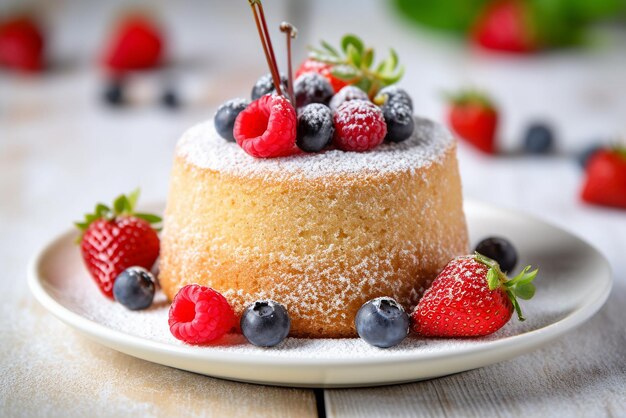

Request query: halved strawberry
[
  {"left": 581, "top": 148, "right": 626, "bottom": 209},
  {"left": 75, "top": 189, "right": 161, "bottom": 298},
  {"left": 412, "top": 253, "right": 538, "bottom": 337},
  {"left": 446, "top": 89, "right": 498, "bottom": 154},
  {"left": 296, "top": 58, "right": 349, "bottom": 93}
]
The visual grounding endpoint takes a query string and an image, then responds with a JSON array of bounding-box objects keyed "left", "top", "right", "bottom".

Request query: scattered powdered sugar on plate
[
  {"left": 46, "top": 247, "right": 570, "bottom": 361},
  {"left": 176, "top": 116, "right": 454, "bottom": 180}
]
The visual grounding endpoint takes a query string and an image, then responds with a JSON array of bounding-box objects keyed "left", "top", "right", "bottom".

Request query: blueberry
[
  {"left": 103, "top": 78, "right": 125, "bottom": 106},
  {"left": 524, "top": 123, "right": 555, "bottom": 154},
  {"left": 355, "top": 297, "right": 409, "bottom": 348},
  {"left": 475, "top": 237, "right": 518, "bottom": 273},
  {"left": 329, "top": 86, "right": 369, "bottom": 111},
  {"left": 294, "top": 73, "right": 334, "bottom": 108},
  {"left": 113, "top": 267, "right": 156, "bottom": 310},
  {"left": 296, "top": 104, "right": 334, "bottom": 153},
  {"left": 214, "top": 98, "right": 250, "bottom": 142},
  {"left": 251, "top": 73, "right": 289, "bottom": 100},
  {"left": 161, "top": 87, "right": 181, "bottom": 109},
  {"left": 382, "top": 101, "right": 414, "bottom": 143},
  {"left": 241, "top": 300, "right": 290, "bottom": 347},
  {"left": 577, "top": 143, "right": 604, "bottom": 169},
  {"left": 375, "top": 86, "right": 413, "bottom": 110}
]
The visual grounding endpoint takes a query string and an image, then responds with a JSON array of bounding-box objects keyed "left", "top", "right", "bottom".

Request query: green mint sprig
[{"left": 308, "top": 34, "right": 404, "bottom": 97}]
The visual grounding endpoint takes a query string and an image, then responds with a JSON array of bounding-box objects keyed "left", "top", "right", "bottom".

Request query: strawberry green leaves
[
  {"left": 308, "top": 34, "right": 405, "bottom": 97},
  {"left": 475, "top": 252, "right": 538, "bottom": 321},
  {"left": 75, "top": 189, "right": 162, "bottom": 242}
]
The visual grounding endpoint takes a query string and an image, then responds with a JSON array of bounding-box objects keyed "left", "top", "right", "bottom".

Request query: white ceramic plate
[{"left": 28, "top": 200, "right": 612, "bottom": 388}]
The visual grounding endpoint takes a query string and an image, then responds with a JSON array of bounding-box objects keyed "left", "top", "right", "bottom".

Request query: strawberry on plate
[
  {"left": 446, "top": 89, "right": 498, "bottom": 154},
  {"left": 472, "top": 0, "right": 538, "bottom": 53},
  {"left": 412, "top": 253, "right": 538, "bottom": 337},
  {"left": 581, "top": 147, "right": 626, "bottom": 209},
  {"left": 102, "top": 14, "right": 164, "bottom": 72},
  {"left": 0, "top": 15, "right": 45, "bottom": 73},
  {"left": 75, "top": 189, "right": 161, "bottom": 298}
]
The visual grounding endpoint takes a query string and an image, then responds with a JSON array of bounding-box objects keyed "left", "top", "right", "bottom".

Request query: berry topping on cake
[
  {"left": 475, "top": 236, "right": 518, "bottom": 273},
  {"left": 234, "top": 94, "right": 298, "bottom": 158},
  {"left": 296, "top": 58, "right": 348, "bottom": 93},
  {"left": 102, "top": 14, "right": 164, "bottom": 72},
  {"left": 374, "top": 86, "right": 413, "bottom": 110},
  {"left": 580, "top": 147, "right": 626, "bottom": 209},
  {"left": 305, "top": 34, "right": 404, "bottom": 97},
  {"left": 168, "top": 284, "right": 236, "bottom": 344},
  {"left": 355, "top": 297, "right": 410, "bottom": 348},
  {"left": 240, "top": 300, "right": 291, "bottom": 347},
  {"left": 75, "top": 190, "right": 161, "bottom": 299},
  {"left": 329, "top": 85, "right": 369, "bottom": 111},
  {"left": 296, "top": 103, "right": 334, "bottom": 153},
  {"left": 251, "top": 73, "right": 289, "bottom": 100},
  {"left": 113, "top": 266, "right": 156, "bottom": 310},
  {"left": 293, "top": 72, "right": 334, "bottom": 108},
  {"left": 412, "top": 254, "right": 538, "bottom": 337},
  {"left": 215, "top": 98, "right": 250, "bottom": 142},
  {"left": 333, "top": 100, "right": 387, "bottom": 152},
  {"left": 446, "top": 89, "right": 498, "bottom": 154},
  {"left": 381, "top": 100, "right": 414, "bottom": 143}
]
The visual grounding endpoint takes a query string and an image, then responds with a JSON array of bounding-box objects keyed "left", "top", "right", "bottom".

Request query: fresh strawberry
[
  {"left": 581, "top": 148, "right": 626, "bottom": 209},
  {"left": 472, "top": 0, "right": 538, "bottom": 53},
  {"left": 75, "top": 190, "right": 161, "bottom": 298},
  {"left": 102, "top": 15, "right": 164, "bottom": 72},
  {"left": 446, "top": 89, "right": 498, "bottom": 154},
  {"left": 412, "top": 253, "right": 537, "bottom": 337},
  {"left": 296, "top": 58, "right": 349, "bottom": 93},
  {"left": 0, "top": 15, "right": 44, "bottom": 72}
]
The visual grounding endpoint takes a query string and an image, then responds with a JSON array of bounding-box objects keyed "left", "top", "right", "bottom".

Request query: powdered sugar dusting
[{"left": 176, "top": 116, "right": 454, "bottom": 181}]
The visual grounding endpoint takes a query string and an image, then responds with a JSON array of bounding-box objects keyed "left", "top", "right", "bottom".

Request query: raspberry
[
  {"left": 168, "top": 284, "right": 235, "bottom": 344},
  {"left": 333, "top": 100, "right": 387, "bottom": 152},
  {"left": 329, "top": 86, "right": 369, "bottom": 111},
  {"left": 233, "top": 94, "right": 298, "bottom": 158}
]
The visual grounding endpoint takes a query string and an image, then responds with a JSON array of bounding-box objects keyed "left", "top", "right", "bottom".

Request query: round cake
[{"left": 160, "top": 116, "right": 468, "bottom": 338}]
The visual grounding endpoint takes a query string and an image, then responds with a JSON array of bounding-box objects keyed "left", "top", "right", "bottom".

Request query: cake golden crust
[{"left": 160, "top": 118, "right": 468, "bottom": 338}]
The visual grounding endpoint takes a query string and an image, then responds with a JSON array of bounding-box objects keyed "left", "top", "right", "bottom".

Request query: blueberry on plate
[
  {"left": 296, "top": 103, "right": 334, "bottom": 153},
  {"left": 355, "top": 297, "right": 409, "bottom": 348},
  {"left": 214, "top": 98, "right": 250, "bottom": 142},
  {"left": 251, "top": 73, "right": 289, "bottom": 100},
  {"left": 382, "top": 100, "right": 414, "bottom": 143},
  {"left": 113, "top": 267, "right": 156, "bottom": 310},
  {"left": 241, "top": 300, "right": 291, "bottom": 347},
  {"left": 524, "top": 123, "right": 555, "bottom": 154},
  {"left": 375, "top": 86, "right": 413, "bottom": 110},
  {"left": 475, "top": 236, "right": 518, "bottom": 273},
  {"left": 294, "top": 72, "right": 334, "bottom": 108}
]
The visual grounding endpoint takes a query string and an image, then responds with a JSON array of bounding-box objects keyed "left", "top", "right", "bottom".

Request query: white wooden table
[{"left": 1, "top": 1, "right": 625, "bottom": 416}]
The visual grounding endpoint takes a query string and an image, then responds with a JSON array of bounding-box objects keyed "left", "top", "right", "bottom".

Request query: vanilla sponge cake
[{"left": 160, "top": 117, "right": 468, "bottom": 338}]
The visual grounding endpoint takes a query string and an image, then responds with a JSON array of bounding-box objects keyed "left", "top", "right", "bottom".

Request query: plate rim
[{"left": 27, "top": 200, "right": 613, "bottom": 373}]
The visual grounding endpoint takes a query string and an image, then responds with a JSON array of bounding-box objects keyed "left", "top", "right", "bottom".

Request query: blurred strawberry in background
[
  {"left": 102, "top": 14, "right": 164, "bottom": 73},
  {"left": 446, "top": 89, "right": 499, "bottom": 154},
  {"left": 394, "top": 0, "right": 626, "bottom": 53},
  {"left": 581, "top": 147, "right": 626, "bottom": 209},
  {"left": 0, "top": 15, "right": 45, "bottom": 73}
]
